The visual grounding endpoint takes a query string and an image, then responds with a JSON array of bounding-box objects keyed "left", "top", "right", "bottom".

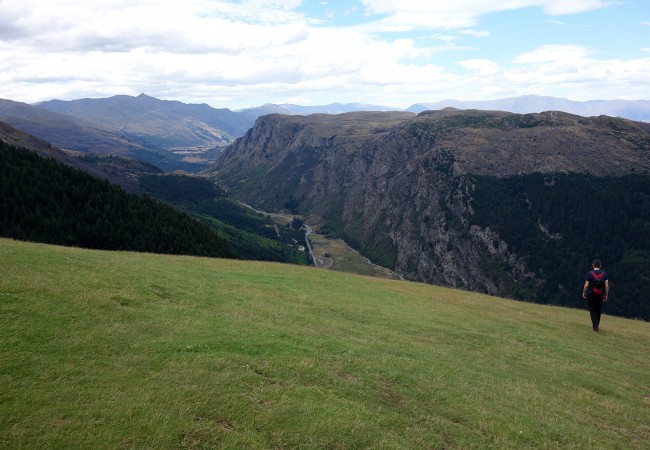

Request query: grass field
[
  {"left": 308, "top": 232, "right": 401, "bottom": 280},
  {"left": 1, "top": 238, "right": 649, "bottom": 449}
]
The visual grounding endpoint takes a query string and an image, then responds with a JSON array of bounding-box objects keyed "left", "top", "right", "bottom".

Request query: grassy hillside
[{"left": 1, "top": 238, "right": 648, "bottom": 449}]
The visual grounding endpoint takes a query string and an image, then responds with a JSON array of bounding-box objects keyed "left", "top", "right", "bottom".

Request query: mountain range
[
  {"left": 37, "top": 93, "right": 250, "bottom": 147},
  {"left": 0, "top": 95, "right": 246, "bottom": 172},
  {"left": 0, "top": 98, "right": 142, "bottom": 156},
  {"left": 1, "top": 93, "right": 649, "bottom": 173}
]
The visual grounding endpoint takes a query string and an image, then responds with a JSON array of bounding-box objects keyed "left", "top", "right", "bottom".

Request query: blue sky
[{"left": 0, "top": 0, "right": 648, "bottom": 109}]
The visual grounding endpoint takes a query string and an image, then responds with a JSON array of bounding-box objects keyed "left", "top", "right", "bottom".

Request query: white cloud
[
  {"left": 458, "top": 29, "right": 490, "bottom": 38},
  {"left": 504, "top": 56, "right": 650, "bottom": 99},
  {"left": 0, "top": 0, "right": 312, "bottom": 54},
  {"left": 457, "top": 59, "right": 500, "bottom": 75},
  {"left": 514, "top": 45, "right": 590, "bottom": 63},
  {"left": 357, "top": 0, "right": 608, "bottom": 31},
  {"left": 537, "top": 0, "right": 607, "bottom": 15},
  {"left": 0, "top": 0, "right": 646, "bottom": 109}
]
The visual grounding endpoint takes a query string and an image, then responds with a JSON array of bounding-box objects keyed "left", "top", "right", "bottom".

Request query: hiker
[{"left": 582, "top": 259, "right": 609, "bottom": 332}]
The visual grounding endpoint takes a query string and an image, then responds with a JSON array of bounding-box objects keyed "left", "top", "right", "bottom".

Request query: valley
[
  {"left": 308, "top": 230, "right": 403, "bottom": 280},
  {"left": 239, "top": 201, "right": 400, "bottom": 279},
  {"left": 2, "top": 93, "right": 650, "bottom": 448},
  {"left": 2, "top": 93, "right": 650, "bottom": 320}
]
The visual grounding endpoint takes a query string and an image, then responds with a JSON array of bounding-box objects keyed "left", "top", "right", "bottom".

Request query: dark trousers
[{"left": 588, "top": 294, "right": 604, "bottom": 329}]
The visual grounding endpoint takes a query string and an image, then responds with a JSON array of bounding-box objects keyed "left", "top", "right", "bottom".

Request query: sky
[{"left": 0, "top": 0, "right": 649, "bottom": 110}]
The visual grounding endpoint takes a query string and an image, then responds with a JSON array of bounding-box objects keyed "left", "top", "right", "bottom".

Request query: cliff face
[{"left": 212, "top": 109, "right": 650, "bottom": 317}]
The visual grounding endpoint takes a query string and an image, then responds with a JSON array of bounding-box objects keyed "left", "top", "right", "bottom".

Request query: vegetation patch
[
  {"left": 470, "top": 172, "right": 650, "bottom": 319},
  {"left": 308, "top": 230, "right": 401, "bottom": 279}
]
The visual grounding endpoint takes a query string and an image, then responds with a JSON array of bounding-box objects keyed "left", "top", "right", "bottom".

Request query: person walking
[{"left": 582, "top": 259, "right": 609, "bottom": 332}]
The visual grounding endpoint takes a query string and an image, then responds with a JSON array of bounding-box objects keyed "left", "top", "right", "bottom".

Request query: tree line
[{"left": 0, "top": 142, "right": 236, "bottom": 259}]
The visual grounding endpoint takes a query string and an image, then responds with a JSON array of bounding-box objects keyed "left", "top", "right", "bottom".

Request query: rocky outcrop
[{"left": 212, "top": 109, "right": 650, "bottom": 296}]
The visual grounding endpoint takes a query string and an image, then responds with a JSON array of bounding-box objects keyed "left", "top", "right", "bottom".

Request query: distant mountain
[
  {"left": 236, "top": 103, "right": 293, "bottom": 123},
  {"left": 38, "top": 93, "right": 251, "bottom": 147},
  {"left": 0, "top": 119, "right": 61, "bottom": 157},
  {"left": 408, "top": 95, "right": 650, "bottom": 122},
  {"left": 0, "top": 95, "right": 250, "bottom": 172},
  {"left": 35, "top": 94, "right": 256, "bottom": 172},
  {"left": 278, "top": 102, "right": 399, "bottom": 115},
  {"left": 212, "top": 109, "right": 650, "bottom": 319},
  {"left": 237, "top": 102, "right": 399, "bottom": 119},
  {"left": 0, "top": 98, "right": 143, "bottom": 156},
  {"left": 0, "top": 98, "right": 189, "bottom": 175},
  {"left": 243, "top": 97, "right": 650, "bottom": 123}
]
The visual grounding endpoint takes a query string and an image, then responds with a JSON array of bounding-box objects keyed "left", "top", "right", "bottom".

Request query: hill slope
[
  {"left": 136, "top": 172, "right": 310, "bottom": 265},
  {"left": 0, "top": 98, "right": 151, "bottom": 155},
  {"left": 1, "top": 96, "right": 235, "bottom": 172},
  {"left": 0, "top": 120, "right": 163, "bottom": 191},
  {"left": 1, "top": 239, "right": 648, "bottom": 449},
  {"left": 0, "top": 141, "right": 236, "bottom": 258},
  {"left": 212, "top": 109, "right": 650, "bottom": 320},
  {"left": 36, "top": 94, "right": 253, "bottom": 171},
  {"left": 38, "top": 93, "right": 250, "bottom": 145}
]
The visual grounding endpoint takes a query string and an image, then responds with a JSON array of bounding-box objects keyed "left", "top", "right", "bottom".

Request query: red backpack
[{"left": 591, "top": 271, "right": 605, "bottom": 295}]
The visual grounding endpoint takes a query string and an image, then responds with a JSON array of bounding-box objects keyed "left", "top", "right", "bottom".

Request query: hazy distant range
[
  {"left": 262, "top": 95, "right": 650, "bottom": 123},
  {"left": 403, "top": 95, "right": 650, "bottom": 122}
]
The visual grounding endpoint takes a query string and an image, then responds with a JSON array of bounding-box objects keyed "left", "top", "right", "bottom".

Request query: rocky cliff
[{"left": 212, "top": 109, "right": 650, "bottom": 318}]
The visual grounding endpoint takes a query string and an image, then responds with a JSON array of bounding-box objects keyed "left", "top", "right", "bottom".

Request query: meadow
[{"left": 1, "top": 238, "right": 648, "bottom": 449}]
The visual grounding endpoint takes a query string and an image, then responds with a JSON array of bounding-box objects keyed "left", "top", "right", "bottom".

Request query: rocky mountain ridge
[
  {"left": 214, "top": 109, "right": 650, "bottom": 193},
  {"left": 212, "top": 109, "right": 650, "bottom": 318}
]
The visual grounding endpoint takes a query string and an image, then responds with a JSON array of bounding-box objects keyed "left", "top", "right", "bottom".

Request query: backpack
[{"left": 591, "top": 271, "right": 605, "bottom": 295}]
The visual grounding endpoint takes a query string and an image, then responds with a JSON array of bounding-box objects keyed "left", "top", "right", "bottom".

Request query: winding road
[
  {"left": 238, "top": 202, "right": 318, "bottom": 267},
  {"left": 302, "top": 223, "right": 318, "bottom": 267}
]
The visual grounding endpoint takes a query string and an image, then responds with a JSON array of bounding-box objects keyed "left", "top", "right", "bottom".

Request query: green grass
[
  {"left": 308, "top": 232, "right": 401, "bottom": 280},
  {"left": 1, "top": 238, "right": 648, "bottom": 449}
]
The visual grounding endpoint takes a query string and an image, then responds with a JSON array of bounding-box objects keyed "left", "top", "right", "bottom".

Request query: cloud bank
[{"left": 0, "top": 0, "right": 647, "bottom": 108}]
